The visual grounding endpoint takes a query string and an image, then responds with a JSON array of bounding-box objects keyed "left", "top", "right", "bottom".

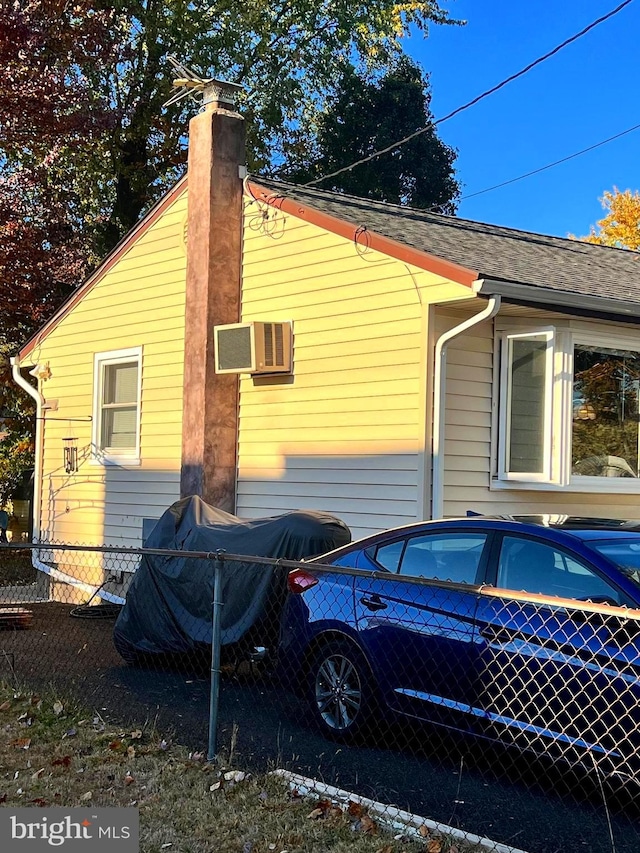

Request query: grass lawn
[{"left": 0, "top": 684, "right": 478, "bottom": 853}]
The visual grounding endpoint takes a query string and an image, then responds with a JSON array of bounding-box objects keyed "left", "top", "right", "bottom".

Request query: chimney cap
[
  {"left": 202, "top": 78, "right": 243, "bottom": 108},
  {"left": 164, "top": 56, "right": 243, "bottom": 110}
]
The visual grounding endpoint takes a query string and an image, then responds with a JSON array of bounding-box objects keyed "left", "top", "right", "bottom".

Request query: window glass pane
[
  {"left": 374, "top": 541, "right": 404, "bottom": 572},
  {"left": 572, "top": 345, "right": 640, "bottom": 478},
  {"left": 104, "top": 363, "right": 138, "bottom": 405},
  {"left": 508, "top": 338, "right": 547, "bottom": 473},
  {"left": 497, "top": 536, "right": 622, "bottom": 603},
  {"left": 399, "top": 533, "right": 486, "bottom": 583},
  {"left": 102, "top": 407, "right": 137, "bottom": 449}
]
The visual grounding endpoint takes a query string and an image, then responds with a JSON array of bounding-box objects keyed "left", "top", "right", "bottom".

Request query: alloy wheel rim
[{"left": 315, "top": 653, "right": 362, "bottom": 730}]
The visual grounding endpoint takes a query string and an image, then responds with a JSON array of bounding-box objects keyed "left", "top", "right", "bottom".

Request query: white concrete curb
[{"left": 272, "top": 769, "right": 530, "bottom": 853}]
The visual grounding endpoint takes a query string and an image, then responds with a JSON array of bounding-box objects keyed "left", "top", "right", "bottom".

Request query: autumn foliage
[{"left": 580, "top": 187, "right": 640, "bottom": 251}]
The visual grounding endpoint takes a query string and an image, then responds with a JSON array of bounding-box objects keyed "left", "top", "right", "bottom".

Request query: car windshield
[{"left": 588, "top": 537, "right": 640, "bottom": 588}]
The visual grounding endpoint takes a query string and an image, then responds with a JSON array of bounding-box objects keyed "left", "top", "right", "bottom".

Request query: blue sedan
[{"left": 279, "top": 516, "right": 640, "bottom": 783}]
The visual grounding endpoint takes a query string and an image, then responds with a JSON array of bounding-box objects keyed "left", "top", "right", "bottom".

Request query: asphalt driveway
[{"left": 1, "top": 602, "right": 638, "bottom": 853}]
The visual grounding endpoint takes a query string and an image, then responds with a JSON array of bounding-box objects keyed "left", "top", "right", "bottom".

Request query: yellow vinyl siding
[
  {"left": 33, "top": 189, "right": 188, "bottom": 550},
  {"left": 237, "top": 205, "right": 471, "bottom": 538}
]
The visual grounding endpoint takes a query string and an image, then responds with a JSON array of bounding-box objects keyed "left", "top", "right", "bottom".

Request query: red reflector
[{"left": 288, "top": 569, "right": 319, "bottom": 594}]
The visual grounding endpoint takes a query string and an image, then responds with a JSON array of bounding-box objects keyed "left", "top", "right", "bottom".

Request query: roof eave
[
  {"left": 248, "top": 181, "right": 480, "bottom": 288},
  {"left": 473, "top": 277, "right": 640, "bottom": 321}
]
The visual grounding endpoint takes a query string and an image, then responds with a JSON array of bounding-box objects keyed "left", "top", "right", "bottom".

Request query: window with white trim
[
  {"left": 496, "top": 329, "right": 640, "bottom": 489},
  {"left": 499, "top": 331, "right": 554, "bottom": 481},
  {"left": 93, "top": 347, "right": 142, "bottom": 464}
]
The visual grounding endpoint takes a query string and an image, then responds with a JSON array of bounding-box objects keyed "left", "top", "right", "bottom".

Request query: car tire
[{"left": 307, "top": 639, "right": 375, "bottom": 741}]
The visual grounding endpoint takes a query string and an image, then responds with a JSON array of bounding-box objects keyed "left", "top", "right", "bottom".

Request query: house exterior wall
[
  {"left": 236, "top": 203, "right": 472, "bottom": 538},
  {"left": 438, "top": 307, "right": 640, "bottom": 520},
  {"left": 32, "top": 190, "right": 188, "bottom": 551}
]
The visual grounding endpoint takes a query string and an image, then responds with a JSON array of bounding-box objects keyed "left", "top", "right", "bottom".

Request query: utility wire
[
  {"left": 303, "top": 0, "right": 634, "bottom": 188},
  {"left": 460, "top": 121, "right": 640, "bottom": 201}
]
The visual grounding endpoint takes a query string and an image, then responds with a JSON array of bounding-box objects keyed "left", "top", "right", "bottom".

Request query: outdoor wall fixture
[{"left": 63, "top": 437, "right": 79, "bottom": 474}]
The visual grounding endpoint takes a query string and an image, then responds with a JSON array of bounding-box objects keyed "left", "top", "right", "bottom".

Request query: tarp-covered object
[{"left": 113, "top": 495, "right": 351, "bottom": 660}]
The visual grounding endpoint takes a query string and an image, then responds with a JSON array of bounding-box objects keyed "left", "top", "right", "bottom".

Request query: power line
[
  {"left": 460, "top": 121, "right": 640, "bottom": 201},
  {"left": 303, "top": 0, "right": 634, "bottom": 188}
]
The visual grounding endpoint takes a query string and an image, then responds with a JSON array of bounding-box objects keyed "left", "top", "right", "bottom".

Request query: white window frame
[
  {"left": 91, "top": 346, "right": 142, "bottom": 466},
  {"left": 494, "top": 326, "right": 640, "bottom": 493},
  {"left": 498, "top": 329, "right": 555, "bottom": 483}
]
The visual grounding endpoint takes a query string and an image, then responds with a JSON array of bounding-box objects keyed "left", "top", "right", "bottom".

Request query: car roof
[{"left": 312, "top": 514, "right": 640, "bottom": 561}]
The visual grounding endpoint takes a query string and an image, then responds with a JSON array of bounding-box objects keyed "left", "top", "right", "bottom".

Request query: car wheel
[{"left": 308, "top": 640, "right": 374, "bottom": 741}]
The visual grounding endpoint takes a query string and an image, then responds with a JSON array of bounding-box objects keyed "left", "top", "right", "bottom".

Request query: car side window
[
  {"left": 398, "top": 533, "right": 487, "bottom": 583},
  {"left": 373, "top": 540, "right": 405, "bottom": 572},
  {"left": 497, "top": 535, "right": 623, "bottom": 604}
]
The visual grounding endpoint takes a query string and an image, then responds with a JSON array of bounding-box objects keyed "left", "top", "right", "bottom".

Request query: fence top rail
[{"left": 3, "top": 543, "right": 640, "bottom": 621}]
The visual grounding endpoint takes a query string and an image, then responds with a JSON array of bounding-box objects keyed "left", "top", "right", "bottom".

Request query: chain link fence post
[{"left": 207, "top": 550, "right": 225, "bottom": 761}]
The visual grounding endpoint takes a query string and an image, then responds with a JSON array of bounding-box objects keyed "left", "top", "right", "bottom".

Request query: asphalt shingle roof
[{"left": 257, "top": 179, "right": 640, "bottom": 305}]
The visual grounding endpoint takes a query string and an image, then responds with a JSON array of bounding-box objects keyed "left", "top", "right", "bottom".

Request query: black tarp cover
[{"left": 113, "top": 495, "right": 351, "bottom": 657}]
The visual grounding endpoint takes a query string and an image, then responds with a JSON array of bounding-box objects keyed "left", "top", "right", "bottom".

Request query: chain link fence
[{"left": 1, "top": 541, "right": 640, "bottom": 853}]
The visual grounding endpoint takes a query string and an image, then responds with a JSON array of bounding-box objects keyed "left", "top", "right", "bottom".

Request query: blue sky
[{"left": 402, "top": 0, "right": 640, "bottom": 237}]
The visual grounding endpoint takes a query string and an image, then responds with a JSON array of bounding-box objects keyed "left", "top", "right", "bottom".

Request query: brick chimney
[{"left": 180, "top": 80, "right": 246, "bottom": 510}]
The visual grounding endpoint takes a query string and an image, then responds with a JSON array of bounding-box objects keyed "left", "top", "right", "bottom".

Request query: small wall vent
[{"left": 214, "top": 322, "right": 292, "bottom": 374}]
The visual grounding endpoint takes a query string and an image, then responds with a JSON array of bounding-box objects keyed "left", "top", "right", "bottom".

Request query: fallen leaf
[
  {"left": 17, "top": 712, "right": 28, "bottom": 722},
  {"left": 109, "top": 740, "right": 123, "bottom": 751},
  {"left": 127, "top": 746, "right": 136, "bottom": 758},
  {"left": 12, "top": 738, "right": 31, "bottom": 750},
  {"left": 0, "top": 700, "right": 11, "bottom": 711},
  {"left": 223, "top": 770, "right": 246, "bottom": 783},
  {"left": 30, "top": 695, "right": 41, "bottom": 706},
  {"left": 258, "top": 790, "right": 268, "bottom": 801},
  {"left": 242, "top": 844, "right": 253, "bottom": 853},
  {"left": 359, "top": 815, "right": 377, "bottom": 835},
  {"left": 209, "top": 781, "right": 222, "bottom": 792},
  {"left": 161, "top": 845, "right": 172, "bottom": 849},
  {"left": 269, "top": 845, "right": 276, "bottom": 851},
  {"left": 124, "top": 774, "right": 135, "bottom": 786},
  {"left": 348, "top": 800, "right": 365, "bottom": 818},
  {"left": 53, "top": 701, "right": 64, "bottom": 717},
  {"left": 130, "top": 730, "right": 143, "bottom": 740},
  {"left": 419, "top": 825, "right": 429, "bottom": 837},
  {"left": 62, "top": 729, "right": 77, "bottom": 739},
  {"left": 0, "top": 794, "right": 6, "bottom": 803},
  {"left": 190, "top": 751, "right": 205, "bottom": 762},
  {"left": 376, "top": 846, "right": 393, "bottom": 853},
  {"left": 31, "top": 768, "right": 45, "bottom": 781},
  {"left": 427, "top": 840, "right": 442, "bottom": 853},
  {"left": 30, "top": 798, "right": 48, "bottom": 807},
  {"left": 307, "top": 808, "right": 324, "bottom": 820},
  {"left": 80, "top": 791, "right": 92, "bottom": 801},
  {"left": 159, "top": 740, "right": 169, "bottom": 751},
  {"left": 52, "top": 756, "right": 72, "bottom": 768}
]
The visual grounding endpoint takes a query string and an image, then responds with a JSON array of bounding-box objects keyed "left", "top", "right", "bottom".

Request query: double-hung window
[
  {"left": 92, "top": 347, "right": 142, "bottom": 465},
  {"left": 497, "top": 329, "right": 640, "bottom": 490}
]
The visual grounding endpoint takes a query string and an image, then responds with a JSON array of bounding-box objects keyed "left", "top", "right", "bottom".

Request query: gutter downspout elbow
[
  {"left": 10, "top": 356, "right": 44, "bottom": 542},
  {"left": 431, "top": 293, "right": 501, "bottom": 520}
]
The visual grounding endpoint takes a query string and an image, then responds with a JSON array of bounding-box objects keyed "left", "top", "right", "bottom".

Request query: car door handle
[{"left": 360, "top": 595, "right": 388, "bottom": 611}]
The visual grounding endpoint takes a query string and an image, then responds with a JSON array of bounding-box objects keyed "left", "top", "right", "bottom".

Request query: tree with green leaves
[{"left": 281, "top": 58, "right": 460, "bottom": 212}]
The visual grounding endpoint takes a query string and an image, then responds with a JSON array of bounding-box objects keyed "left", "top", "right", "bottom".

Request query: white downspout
[
  {"left": 431, "top": 294, "right": 501, "bottom": 520},
  {"left": 10, "top": 356, "right": 44, "bottom": 542}
]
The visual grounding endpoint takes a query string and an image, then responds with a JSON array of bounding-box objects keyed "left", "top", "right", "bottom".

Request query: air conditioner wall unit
[{"left": 214, "top": 321, "right": 292, "bottom": 374}]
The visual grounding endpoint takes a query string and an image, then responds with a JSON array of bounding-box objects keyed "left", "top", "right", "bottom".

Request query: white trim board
[{"left": 271, "top": 769, "right": 530, "bottom": 853}]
